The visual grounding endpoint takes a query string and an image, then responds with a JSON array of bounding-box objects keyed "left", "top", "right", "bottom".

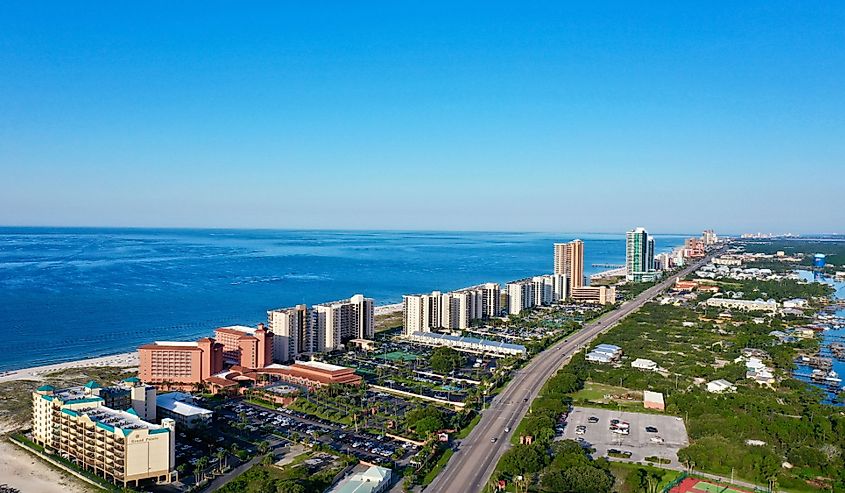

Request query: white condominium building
[
  {"left": 267, "top": 304, "right": 309, "bottom": 363},
  {"left": 402, "top": 283, "right": 501, "bottom": 336},
  {"left": 507, "top": 278, "right": 535, "bottom": 315},
  {"left": 311, "top": 294, "right": 374, "bottom": 352}
]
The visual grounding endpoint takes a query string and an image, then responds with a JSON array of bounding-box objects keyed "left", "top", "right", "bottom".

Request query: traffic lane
[{"left": 431, "top": 257, "right": 714, "bottom": 492}]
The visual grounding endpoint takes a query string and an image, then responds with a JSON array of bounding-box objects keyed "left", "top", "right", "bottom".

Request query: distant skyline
[{"left": 1, "top": 2, "right": 843, "bottom": 234}]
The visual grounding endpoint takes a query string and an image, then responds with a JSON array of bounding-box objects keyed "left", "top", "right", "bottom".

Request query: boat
[{"left": 811, "top": 369, "right": 843, "bottom": 386}]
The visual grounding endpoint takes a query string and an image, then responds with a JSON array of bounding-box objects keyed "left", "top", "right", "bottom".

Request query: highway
[{"left": 426, "top": 253, "right": 715, "bottom": 493}]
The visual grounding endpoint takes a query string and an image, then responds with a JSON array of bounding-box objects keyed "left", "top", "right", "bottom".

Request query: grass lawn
[
  {"left": 455, "top": 414, "right": 481, "bottom": 439},
  {"left": 570, "top": 381, "right": 643, "bottom": 408},
  {"left": 609, "top": 462, "right": 682, "bottom": 493},
  {"left": 422, "top": 448, "right": 454, "bottom": 486}
]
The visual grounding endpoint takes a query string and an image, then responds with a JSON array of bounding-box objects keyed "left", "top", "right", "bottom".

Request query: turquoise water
[{"left": 0, "top": 228, "right": 687, "bottom": 371}]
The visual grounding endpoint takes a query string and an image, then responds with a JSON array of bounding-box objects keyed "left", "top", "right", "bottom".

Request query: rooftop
[
  {"left": 295, "top": 360, "right": 349, "bottom": 373},
  {"left": 410, "top": 331, "right": 527, "bottom": 352},
  {"left": 157, "top": 392, "right": 213, "bottom": 417}
]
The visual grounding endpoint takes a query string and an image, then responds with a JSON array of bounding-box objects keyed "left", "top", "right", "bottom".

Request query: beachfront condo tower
[
  {"left": 311, "top": 294, "right": 374, "bottom": 352},
  {"left": 402, "top": 283, "right": 500, "bottom": 336},
  {"left": 626, "top": 227, "right": 657, "bottom": 282},
  {"left": 553, "top": 239, "right": 584, "bottom": 290},
  {"left": 268, "top": 304, "right": 309, "bottom": 363}
]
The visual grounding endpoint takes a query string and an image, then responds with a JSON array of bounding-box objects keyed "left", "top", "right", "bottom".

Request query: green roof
[
  {"left": 36, "top": 384, "right": 55, "bottom": 392},
  {"left": 83, "top": 380, "right": 101, "bottom": 389}
]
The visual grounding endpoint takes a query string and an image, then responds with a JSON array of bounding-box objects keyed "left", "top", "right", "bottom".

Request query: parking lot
[{"left": 562, "top": 407, "right": 689, "bottom": 467}]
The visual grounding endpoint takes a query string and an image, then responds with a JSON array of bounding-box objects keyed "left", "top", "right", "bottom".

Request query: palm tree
[
  {"left": 257, "top": 440, "right": 270, "bottom": 455},
  {"left": 194, "top": 456, "right": 209, "bottom": 483},
  {"left": 215, "top": 449, "right": 227, "bottom": 473}
]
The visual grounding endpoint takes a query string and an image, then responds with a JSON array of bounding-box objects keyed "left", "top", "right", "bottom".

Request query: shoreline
[
  {"left": 0, "top": 352, "right": 139, "bottom": 384},
  {"left": 0, "top": 303, "right": 404, "bottom": 383}
]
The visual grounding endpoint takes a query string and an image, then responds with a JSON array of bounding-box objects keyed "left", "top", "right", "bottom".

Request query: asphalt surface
[
  {"left": 426, "top": 253, "right": 715, "bottom": 493},
  {"left": 562, "top": 407, "right": 689, "bottom": 467}
]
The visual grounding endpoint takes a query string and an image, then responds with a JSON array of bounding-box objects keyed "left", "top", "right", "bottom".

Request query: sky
[{"left": 1, "top": 2, "right": 843, "bottom": 234}]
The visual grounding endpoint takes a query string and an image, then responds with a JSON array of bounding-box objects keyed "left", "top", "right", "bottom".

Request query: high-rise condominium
[
  {"left": 553, "top": 239, "right": 584, "bottom": 290},
  {"left": 626, "top": 227, "right": 656, "bottom": 282},
  {"left": 268, "top": 304, "right": 309, "bottom": 363},
  {"left": 402, "top": 283, "right": 500, "bottom": 336},
  {"left": 311, "top": 294, "right": 374, "bottom": 352}
]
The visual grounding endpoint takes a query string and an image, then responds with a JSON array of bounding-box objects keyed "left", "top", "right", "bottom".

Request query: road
[{"left": 426, "top": 253, "right": 716, "bottom": 493}]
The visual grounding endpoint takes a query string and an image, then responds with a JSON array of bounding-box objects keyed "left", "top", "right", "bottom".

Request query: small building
[
  {"left": 706, "top": 379, "right": 737, "bottom": 394},
  {"left": 631, "top": 358, "right": 658, "bottom": 371},
  {"left": 782, "top": 298, "right": 808, "bottom": 309},
  {"left": 586, "top": 344, "right": 622, "bottom": 363},
  {"left": 643, "top": 390, "right": 665, "bottom": 411},
  {"left": 156, "top": 392, "right": 213, "bottom": 429},
  {"left": 349, "top": 338, "right": 377, "bottom": 351},
  {"left": 327, "top": 465, "right": 392, "bottom": 493}
]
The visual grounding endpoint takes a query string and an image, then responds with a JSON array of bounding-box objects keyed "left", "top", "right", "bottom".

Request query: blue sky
[{"left": 1, "top": 2, "right": 843, "bottom": 234}]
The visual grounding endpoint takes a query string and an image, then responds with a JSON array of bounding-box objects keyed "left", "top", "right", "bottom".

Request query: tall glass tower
[{"left": 626, "top": 227, "right": 656, "bottom": 282}]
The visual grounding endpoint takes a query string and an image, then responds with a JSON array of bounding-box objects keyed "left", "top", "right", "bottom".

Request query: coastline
[
  {"left": 0, "top": 352, "right": 139, "bottom": 384},
  {"left": 0, "top": 303, "right": 404, "bottom": 382}
]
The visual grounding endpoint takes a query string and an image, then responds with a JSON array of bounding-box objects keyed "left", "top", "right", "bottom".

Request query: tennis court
[
  {"left": 380, "top": 351, "right": 419, "bottom": 361},
  {"left": 671, "top": 478, "right": 753, "bottom": 493}
]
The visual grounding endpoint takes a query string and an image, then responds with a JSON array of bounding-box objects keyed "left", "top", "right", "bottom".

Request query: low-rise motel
[{"left": 32, "top": 382, "right": 176, "bottom": 488}]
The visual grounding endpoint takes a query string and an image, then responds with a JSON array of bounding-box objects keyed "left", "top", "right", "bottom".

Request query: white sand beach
[
  {"left": 0, "top": 352, "right": 139, "bottom": 384},
  {"left": 375, "top": 302, "right": 402, "bottom": 316},
  {"left": 0, "top": 441, "right": 95, "bottom": 493}
]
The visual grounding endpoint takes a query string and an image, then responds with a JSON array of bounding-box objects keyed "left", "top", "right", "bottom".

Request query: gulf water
[{"left": 0, "top": 228, "right": 687, "bottom": 371}]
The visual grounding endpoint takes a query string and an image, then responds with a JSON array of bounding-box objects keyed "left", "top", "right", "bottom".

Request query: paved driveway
[{"left": 562, "top": 407, "right": 689, "bottom": 467}]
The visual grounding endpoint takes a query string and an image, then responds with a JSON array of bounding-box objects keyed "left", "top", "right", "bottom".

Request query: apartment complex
[
  {"left": 138, "top": 338, "right": 223, "bottom": 389},
  {"left": 268, "top": 304, "right": 309, "bottom": 363},
  {"left": 506, "top": 274, "right": 568, "bottom": 315},
  {"left": 311, "top": 294, "right": 375, "bottom": 353},
  {"left": 32, "top": 384, "right": 176, "bottom": 488},
  {"left": 213, "top": 324, "right": 273, "bottom": 369},
  {"left": 402, "top": 283, "right": 500, "bottom": 336},
  {"left": 553, "top": 239, "right": 584, "bottom": 290},
  {"left": 626, "top": 227, "right": 657, "bottom": 282}
]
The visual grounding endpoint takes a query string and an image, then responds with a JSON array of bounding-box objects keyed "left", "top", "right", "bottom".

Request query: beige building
[
  {"left": 268, "top": 304, "right": 309, "bottom": 363},
  {"left": 506, "top": 278, "right": 534, "bottom": 315},
  {"left": 403, "top": 283, "right": 500, "bottom": 336},
  {"left": 33, "top": 384, "right": 176, "bottom": 488},
  {"left": 570, "top": 285, "right": 616, "bottom": 305},
  {"left": 312, "top": 294, "right": 374, "bottom": 352},
  {"left": 554, "top": 240, "right": 584, "bottom": 290}
]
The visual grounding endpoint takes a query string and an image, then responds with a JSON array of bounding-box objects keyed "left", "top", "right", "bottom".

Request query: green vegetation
[
  {"left": 429, "top": 347, "right": 466, "bottom": 375},
  {"left": 217, "top": 460, "right": 344, "bottom": 493},
  {"left": 608, "top": 462, "right": 680, "bottom": 493},
  {"left": 404, "top": 406, "right": 446, "bottom": 439},
  {"left": 496, "top": 440, "right": 613, "bottom": 493},
  {"left": 741, "top": 239, "right": 845, "bottom": 269},
  {"left": 422, "top": 448, "right": 454, "bottom": 485}
]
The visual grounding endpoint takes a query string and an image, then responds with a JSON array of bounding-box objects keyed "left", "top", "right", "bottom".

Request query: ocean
[{"left": 0, "top": 228, "right": 687, "bottom": 371}]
